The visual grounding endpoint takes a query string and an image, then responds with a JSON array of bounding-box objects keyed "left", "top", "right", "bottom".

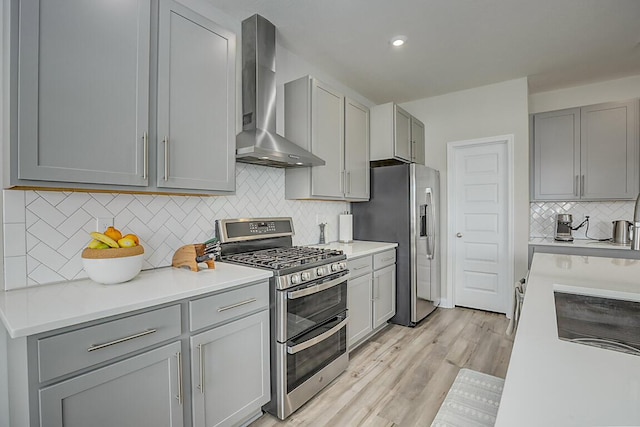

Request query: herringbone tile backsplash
[
  {"left": 2, "top": 163, "right": 348, "bottom": 289},
  {"left": 530, "top": 201, "right": 636, "bottom": 239}
]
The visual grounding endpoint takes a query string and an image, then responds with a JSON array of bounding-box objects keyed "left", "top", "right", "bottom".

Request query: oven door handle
[
  {"left": 286, "top": 274, "right": 347, "bottom": 300},
  {"left": 287, "top": 317, "right": 349, "bottom": 355}
]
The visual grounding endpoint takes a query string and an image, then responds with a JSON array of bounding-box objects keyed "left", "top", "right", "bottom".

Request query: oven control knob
[
  {"left": 290, "top": 273, "right": 301, "bottom": 285},
  {"left": 341, "top": 262, "right": 347, "bottom": 270},
  {"left": 301, "top": 272, "right": 311, "bottom": 281},
  {"left": 316, "top": 267, "right": 325, "bottom": 276},
  {"left": 331, "top": 262, "right": 342, "bottom": 271}
]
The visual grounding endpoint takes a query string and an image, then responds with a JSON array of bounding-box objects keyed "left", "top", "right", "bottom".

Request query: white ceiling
[{"left": 208, "top": 0, "right": 640, "bottom": 104}]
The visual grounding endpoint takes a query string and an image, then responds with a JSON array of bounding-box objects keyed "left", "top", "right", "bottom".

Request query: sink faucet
[{"left": 632, "top": 193, "right": 640, "bottom": 250}]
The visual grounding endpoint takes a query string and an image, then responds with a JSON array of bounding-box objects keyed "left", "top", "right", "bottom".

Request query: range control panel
[{"left": 217, "top": 217, "right": 294, "bottom": 243}]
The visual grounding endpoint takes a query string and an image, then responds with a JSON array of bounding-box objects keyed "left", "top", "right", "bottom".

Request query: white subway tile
[
  {"left": 3, "top": 190, "right": 26, "bottom": 223},
  {"left": 3, "top": 223, "right": 26, "bottom": 257},
  {"left": 4, "top": 256, "right": 27, "bottom": 290}
]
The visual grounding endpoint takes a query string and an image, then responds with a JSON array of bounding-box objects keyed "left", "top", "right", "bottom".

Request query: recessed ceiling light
[{"left": 390, "top": 36, "right": 407, "bottom": 47}]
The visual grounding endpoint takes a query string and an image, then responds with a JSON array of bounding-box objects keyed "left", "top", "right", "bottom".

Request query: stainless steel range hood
[{"left": 236, "top": 14, "right": 325, "bottom": 168}]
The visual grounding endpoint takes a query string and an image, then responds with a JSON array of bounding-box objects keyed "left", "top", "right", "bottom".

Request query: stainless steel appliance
[
  {"left": 216, "top": 218, "right": 348, "bottom": 420},
  {"left": 612, "top": 220, "right": 632, "bottom": 245},
  {"left": 554, "top": 213, "right": 574, "bottom": 242},
  {"left": 235, "top": 15, "right": 324, "bottom": 168},
  {"left": 352, "top": 163, "right": 440, "bottom": 326}
]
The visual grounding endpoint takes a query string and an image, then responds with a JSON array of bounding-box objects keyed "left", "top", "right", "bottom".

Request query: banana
[
  {"left": 90, "top": 232, "right": 119, "bottom": 248},
  {"left": 88, "top": 239, "right": 104, "bottom": 249}
]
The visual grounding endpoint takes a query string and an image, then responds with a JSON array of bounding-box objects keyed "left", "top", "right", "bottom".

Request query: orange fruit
[
  {"left": 123, "top": 234, "right": 139, "bottom": 245},
  {"left": 104, "top": 226, "right": 122, "bottom": 241}
]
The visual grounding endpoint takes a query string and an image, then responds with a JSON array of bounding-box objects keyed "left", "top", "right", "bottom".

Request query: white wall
[
  {"left": 529, "top": 74, "right": 640, "bottom": 113},
  {"left": 401, "top": 78, "right": 530, "bottom": 306}
]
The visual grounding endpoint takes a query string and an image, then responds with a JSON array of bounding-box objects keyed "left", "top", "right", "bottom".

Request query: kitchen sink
[{"left": 554, "top": 291, "right": 640, "bottom": 356}]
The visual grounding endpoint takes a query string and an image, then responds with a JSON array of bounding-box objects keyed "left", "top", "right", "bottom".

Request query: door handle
[
  {"left": 286, "top": 316, "right": 348, "bottom": 354},
  {"left": 574, "top": 175, "right": 579, "bottom": 197},
  {"left": 175, "top": 351, "right": 183, "bottom": 405},
  {"left": 142, "top": 132, "right": 148, "bottom": 180},
  {"left": 581, "top": 175, "right": 585, "bottom": 197},
  {"left": 456, "top": 233, "right": 463, "bottom": 238},
  {"left": 163, "top": 136, "right": 169, "bottom": 181}
]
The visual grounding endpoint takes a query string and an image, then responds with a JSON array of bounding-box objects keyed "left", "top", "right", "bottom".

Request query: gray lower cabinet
[
  {"left": 39, "top": 341, "right": 183, "bottom": 427},
  {"left": 190, "top": 310, "right": 270, "bottom": 427},
  {"left": 347, "top": 268, "right": 373, "bottom": 349},
  {"left": 11, "top": 0, "right": 236, "bottom": 194},
  {"left": 346, "top": 249, "right": 396, "bottom": 351},
  {"left": 156, "top": 0, "right": 235, "bottom": 192},
  {"left": 373, "top": 264, "right": 396, "bottom": 329},
  {"left": 531, "top": 99, "right": 639, "bottom": 201}
]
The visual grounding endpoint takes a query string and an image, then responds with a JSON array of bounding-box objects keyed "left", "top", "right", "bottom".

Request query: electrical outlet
[{"left": 96, "top": 217, "right": 114, "bottom": 232}]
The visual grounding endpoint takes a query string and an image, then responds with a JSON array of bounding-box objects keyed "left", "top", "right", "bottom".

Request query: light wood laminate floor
[{"left": 251, "top": 307, "right": 513, "bottom": 427}]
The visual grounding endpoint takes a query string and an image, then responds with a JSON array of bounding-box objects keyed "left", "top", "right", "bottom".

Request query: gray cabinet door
[
  {"left": 156, "top": 0, "right": 235, "bottom": 191},
  {"left": 39, "top": 342, "right": 183, "bottom": 427},
  {"left": 411, "top": 116, "right": 425, "bottom": 165},
  {"left": 311, "top": 80, "right": 345, "bottom": 198},
  {"left": 18, "top": 0, "right": 150, "bottom": 186},
  {"left": 394, "top": 106, "right": 412, "bottom": 162},
  {"left": 580, "top": 100, "right": 639, "bottom": 200},
  {"left": 347, "top": 273, "right": 373, "bottom": 349},
  {"left": 191, "top": 310, "right": 270, "bottom": 427},
  {"left": 532, "top": 108, "right": 581, "bottom": 200},
  {"left": 345, "top": 97, "right": 370, "bottom": 200},
  {"left": 373, "top": 265, "right": 396, "bottom": 329}
]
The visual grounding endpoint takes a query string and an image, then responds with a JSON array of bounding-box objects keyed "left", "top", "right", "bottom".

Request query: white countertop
[
  {"left": 529, "top": 236, "right": 632, "bottom": 250},
  {"left": 310, "top": 240, "right": 398, "bottom": 259},
  {"left": 496, "top": 253, "right": 640, "bottom": 426},
  {"left": 0, "top": 263, "right": 272, "bottom": 339}
]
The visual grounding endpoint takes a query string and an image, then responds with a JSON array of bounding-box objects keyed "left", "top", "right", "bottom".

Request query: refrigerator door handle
[{"left": 425, "top": 188, "right": 435, "bottom": 260}]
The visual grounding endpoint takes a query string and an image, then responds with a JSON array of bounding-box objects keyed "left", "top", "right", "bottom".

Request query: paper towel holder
[{"left": 339, "top": 212, "right": 353, "bottom": 243}]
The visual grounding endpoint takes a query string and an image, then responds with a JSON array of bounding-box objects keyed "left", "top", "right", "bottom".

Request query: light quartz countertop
[
  {"left": 0, "top": 263, "right": 272, "bottom": 339},
  {"left": 496, "top": 253, "right": 640, "bottom": 426},
  {"left": 310, "top": 240, "right": 398, "bottom": 259},
  {"left": 529, "top": 236, "right": 632, "bottom": 249}
]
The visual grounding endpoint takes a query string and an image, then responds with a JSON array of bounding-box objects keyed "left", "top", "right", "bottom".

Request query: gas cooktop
[{"left": 221, "top": 246, "right": 344, "bottom": 271}]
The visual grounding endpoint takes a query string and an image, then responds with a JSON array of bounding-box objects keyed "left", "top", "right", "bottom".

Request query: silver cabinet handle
[
  {"left": 581, "top": 174, "right": 585, "bottom": 197},
  {"left": 142, "top": 131, "right": 148, "bottom": 179},
  {"left": 574, "top": 175, "right": 579, "bottom": 197},
  {"left": 163, "top": 136, "right": 169, "bottom": 181},
  {"left": 381, "top": 257, "right": 394, "bottom": 262},
  {"left": 287, "top": 317, "right": 348, "bottom": 354},
  {"left": 217, "top": 298, "right": 257, "bottom": 312},
  {"left": 456, "top": 233, "right": 463, "bottom": 238},
  {"left": 87, "top": 329, "right": 157, "bottom": 352},
  {"left": 347, "top": 171, "right": 351, "bottom": 195},
  {"left": 287, "top": 275, "right": 346, "bottom": 299},
  {"left": 176, "top": 352, "right": 183, "bottom": 404},
  {"left": 352, "top": 265, "right": 369, "bottom": 271},
  {"left": 197, "top": 344, "right": 205, "bottom": 394}
]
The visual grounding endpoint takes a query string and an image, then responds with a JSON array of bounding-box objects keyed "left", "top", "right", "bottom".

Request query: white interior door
[{"left": 449, "top": 137, "right": 512, "bottom": 313}]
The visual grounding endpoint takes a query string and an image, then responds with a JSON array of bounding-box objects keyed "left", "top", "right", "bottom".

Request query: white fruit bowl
[{"left": 81, "top": 246, "right": 144, "bottom": 285}]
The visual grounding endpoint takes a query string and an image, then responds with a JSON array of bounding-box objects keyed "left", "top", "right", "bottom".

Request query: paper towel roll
[{"left": 339, "top": 214, "right": 353, "bottom": 243}]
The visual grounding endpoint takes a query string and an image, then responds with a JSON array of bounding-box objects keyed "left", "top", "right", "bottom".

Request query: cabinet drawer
[
  {"left": 189, "top": 281, "right": 269, "bottom": 331},
  {"left": 374, "top": 249, "right": 396, "bottom": 269},
  {"left": 37, "top": 305, "right": 181, "bottom": 383},
  {"left": 347, "top": 256, "right": 373, "bottom": 278}
]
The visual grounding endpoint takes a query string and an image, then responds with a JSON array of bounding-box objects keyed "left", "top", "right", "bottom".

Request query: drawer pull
[
  {"left": 86, "top": 329, "right": 157, "bottom": 352},
  {"left": 176, "top": 352, "right": 183, "bottom": 404},
  {"left": 217, "top": 298, "right": 257, "bottom": 312},
  {"left": 352, "top": 265, "right": 369, "bottom": 271},
  {"left": 381, "top": 257, "right": 394, "bottom": 262}
]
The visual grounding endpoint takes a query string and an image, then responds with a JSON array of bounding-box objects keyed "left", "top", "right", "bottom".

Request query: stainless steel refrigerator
[{"left": 352, "top": 163, "right": 441, "bottom": 326}]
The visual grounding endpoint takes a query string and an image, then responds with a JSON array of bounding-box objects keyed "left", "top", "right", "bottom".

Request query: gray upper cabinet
[
  {"left": 17, "top": 0, "right": 151, "bottom": 186},
  {"left": 580, "top": 101, "right": 638, "bottom": 199},
  {"left": 370, "top": 102, "right": 426, "bottom": 165},
  {"left": 156, "top": 0, "right": 235, "bottom": 192},
  {"left": 344, "top": 97, "right": 370, "bottom": 200},
  {"left": 285, "top": 76, "right": 370, "bottom": 201},
  {"left": 531, "top": 100, "right": 639, "bottom": 201},
  {"left": 532, "top": 108, "right": 581, "bottom": 200},
  {"left": 12, "top": 0, "right": 235, "bottom": 194}
]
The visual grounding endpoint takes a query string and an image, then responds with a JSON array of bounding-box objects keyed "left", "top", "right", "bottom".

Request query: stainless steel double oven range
[{"left": 216, "top": 217, "right": 349, "bottom": 420}]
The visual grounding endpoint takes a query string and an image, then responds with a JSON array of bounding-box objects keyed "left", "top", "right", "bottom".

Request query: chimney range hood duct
[{"left": 236, "top": 14, "right": 325, "bottom": 168}]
